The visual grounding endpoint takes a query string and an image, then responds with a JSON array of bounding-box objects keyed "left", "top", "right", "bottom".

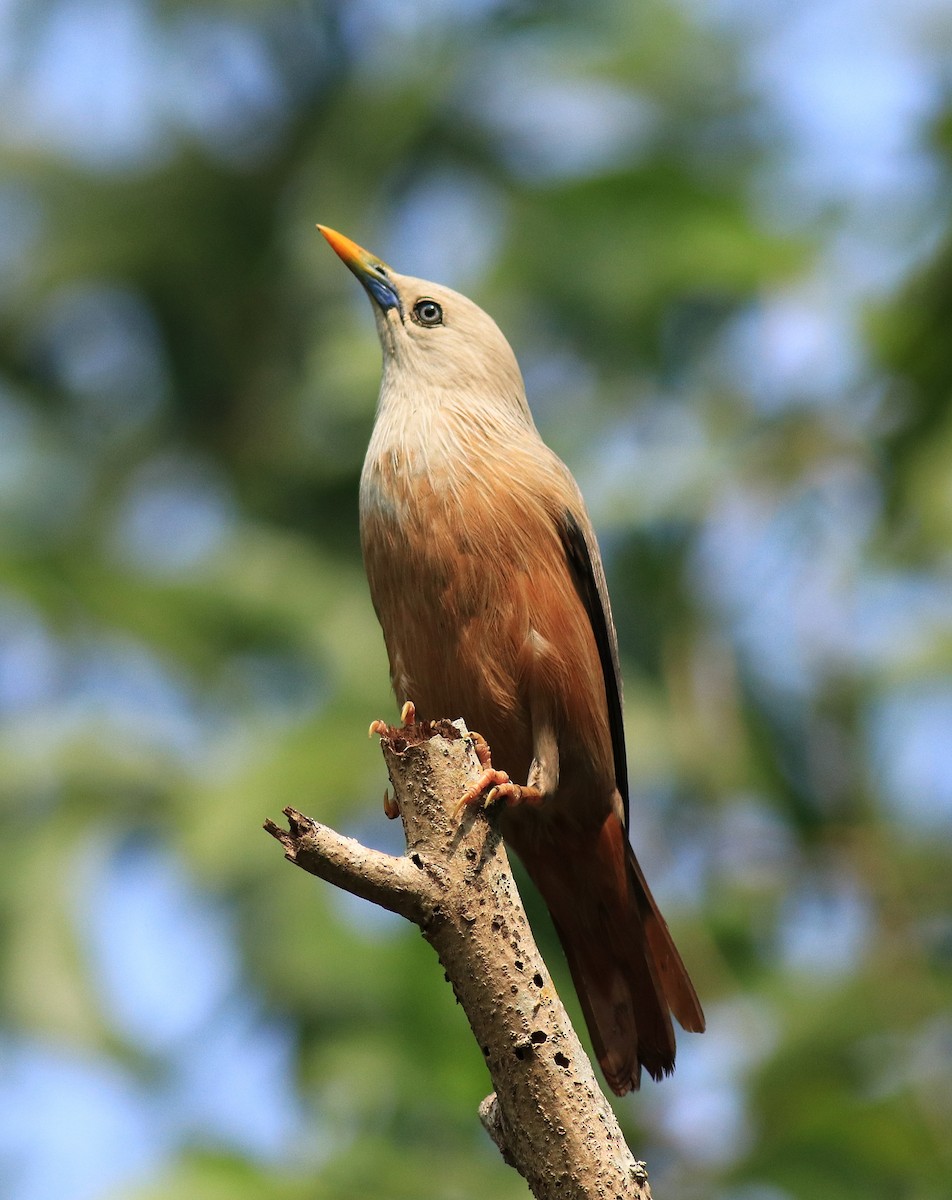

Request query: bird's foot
[
  {"left": 465, "top": 730, "right": 494, "bottom": 769},
  {"left": 457, "top": 766, "right": 512, "bottom": 813},
  {"left": 486, "top": 780, "right": 543, "bottom": 808},
  {"left": 455, "top": 732, "right": 543, "bottom": 817},
  {"left": 369, "top": 702, "right": 419, "bottom": 819},
  {"left": 368, "top": 700, "right": 417, "bottom": 740},
  {"left": 455, "top": 774, "right": 544, "bottom": 817}
]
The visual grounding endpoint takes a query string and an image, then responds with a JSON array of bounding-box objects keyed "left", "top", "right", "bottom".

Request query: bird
[{"left": 318, "top": 223, "right": 705, "bottom": 1094}]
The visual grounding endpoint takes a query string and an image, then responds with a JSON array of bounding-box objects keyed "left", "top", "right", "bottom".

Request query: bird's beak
[{"left": 317, "top": 225, "right": 401, "bottom": 314}]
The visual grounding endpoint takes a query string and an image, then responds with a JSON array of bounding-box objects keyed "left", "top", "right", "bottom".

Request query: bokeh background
[{"left": 2, "top": 1, "right": 952, "bottom": 1197}]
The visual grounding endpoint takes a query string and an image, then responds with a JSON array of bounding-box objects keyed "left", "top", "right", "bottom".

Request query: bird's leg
[{"left": 456, "top": 731, "right": 543, "bottom": 816}]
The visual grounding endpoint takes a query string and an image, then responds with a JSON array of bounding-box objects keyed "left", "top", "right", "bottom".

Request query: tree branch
[
  {"left": 263, "top": 806, "right": 438, "bottom": 924},
  {"left": 265, "top": 719, "right": 653, "bottom": 1200}
]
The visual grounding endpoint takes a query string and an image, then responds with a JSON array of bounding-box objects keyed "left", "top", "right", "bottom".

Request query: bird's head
[{"left": 317, "top": 225, "right": 528, "bottom": 411}]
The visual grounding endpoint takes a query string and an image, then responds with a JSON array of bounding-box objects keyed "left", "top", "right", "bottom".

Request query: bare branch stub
[
  {"left": 263, "top": 805, "right": 436, "bottom": 924},
  {"left": 265, "top": 721, "right": 653, "bottom": 1200}
]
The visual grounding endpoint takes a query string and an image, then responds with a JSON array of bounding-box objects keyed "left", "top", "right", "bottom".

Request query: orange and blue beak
[{"left": 317, "top": 225, "right": 401, "bottom": 314}]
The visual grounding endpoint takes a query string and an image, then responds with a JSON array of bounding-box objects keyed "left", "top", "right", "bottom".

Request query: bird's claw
[
  {"left": 453, "top": 724, "right": 547, "bottom": 819},
  {"left": 484, "top": 779, "right": 544, "bottom": 809},
  {"left": 456, "top": 767, "right": 512, "bottom": 817},
  {"left": 371, "top": 703, "right": 416, "bottom": 817},
  {"left": 464, "top": 730, "right": 494, "bottom": 770},
  {"left": 369, "top": 699, "right": 418, "bottom": 740}
]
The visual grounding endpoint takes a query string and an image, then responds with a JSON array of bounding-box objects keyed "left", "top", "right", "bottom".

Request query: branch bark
[{"left": 265, "top": 719, "right": 653, "bottom": 1200}]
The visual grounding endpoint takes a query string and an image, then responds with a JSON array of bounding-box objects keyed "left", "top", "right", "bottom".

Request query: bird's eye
[{"left": 412, "top": 298, "right": 443, "bottom": 327}]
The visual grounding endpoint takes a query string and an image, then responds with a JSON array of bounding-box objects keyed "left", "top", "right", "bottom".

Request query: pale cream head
[{"left": 317, "top": 224, "right": 531, "bottom": 418}]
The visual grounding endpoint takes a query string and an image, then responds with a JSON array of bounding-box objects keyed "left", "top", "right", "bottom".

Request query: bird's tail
[{"left": 518, "top": 810, "right": 705, "bottom": 1095}]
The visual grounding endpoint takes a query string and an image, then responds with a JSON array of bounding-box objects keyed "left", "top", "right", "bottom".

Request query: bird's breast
[
  {"left": 360, "top": 439, "right": 511, "bottom": 617},
  {"left": 359, "top": 428, "right": 549, "bottom": 772},
  {"left": 358, "top": 421, "right": 615, "bottom": 803}
]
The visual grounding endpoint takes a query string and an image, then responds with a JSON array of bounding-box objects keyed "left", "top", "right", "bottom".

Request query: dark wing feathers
[{"left": 558, "top": 509, "right": 630, "bottom": 826}]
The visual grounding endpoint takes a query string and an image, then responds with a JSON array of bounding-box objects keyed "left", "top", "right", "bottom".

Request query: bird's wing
[{"left": 558, "top": 509, "right": 630, "bottom": 827}]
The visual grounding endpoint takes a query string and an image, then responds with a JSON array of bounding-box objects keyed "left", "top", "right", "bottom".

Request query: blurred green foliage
[{"left": 1, "top": 1, "right": 951, "bottom": 1198}]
